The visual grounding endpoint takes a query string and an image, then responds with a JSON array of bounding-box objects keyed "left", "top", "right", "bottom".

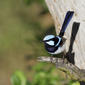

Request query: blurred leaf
[
  {"left": 69, "top": 81, "right": 80, "bottom": 85},
  {"left": 11, "top": 70, "right": 31, "bottom": 85},
  {"left": 71, "top": 81, "right": 80, "bottom": 85},
  {"left": 10, "top": 64, "right": 80, "bottom": 85},
  {"left": 32, "top": 63, "right": 63, "bottom": 85},
  {"left": 33, "top": 62, "right": 47, "bottom": 72}
]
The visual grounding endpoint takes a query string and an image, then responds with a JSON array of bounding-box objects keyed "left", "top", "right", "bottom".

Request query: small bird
[{"left": 43, "top": 11, "right": 74, "bottom": 55}]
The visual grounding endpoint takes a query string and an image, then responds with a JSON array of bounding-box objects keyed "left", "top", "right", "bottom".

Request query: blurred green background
[{"left": 0, "top": 0, "right": 80, "bottom": 85}]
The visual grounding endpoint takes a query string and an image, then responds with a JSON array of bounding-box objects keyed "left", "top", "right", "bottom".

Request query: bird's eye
[{"left": 55, "top": 36, "right": 62, "bottom": 46}]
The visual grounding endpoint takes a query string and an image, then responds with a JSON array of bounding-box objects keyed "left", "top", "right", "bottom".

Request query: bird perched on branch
[{"left": 43, "top": 11, "right": 74, "bottom": 55}]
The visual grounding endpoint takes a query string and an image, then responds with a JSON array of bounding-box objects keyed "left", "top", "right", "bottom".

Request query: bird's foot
[{"left": 50, "top": 55, "right": 53, "bottom": 63}]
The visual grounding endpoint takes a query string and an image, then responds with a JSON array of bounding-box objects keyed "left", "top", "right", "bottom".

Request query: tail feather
[{"left": 59, "top": 11, "right": 74, "bottom": 37}]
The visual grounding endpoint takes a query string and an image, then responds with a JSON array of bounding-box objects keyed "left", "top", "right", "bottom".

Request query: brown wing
[{"left": 60, "top": 37, "right": 66, "bottom": 47}]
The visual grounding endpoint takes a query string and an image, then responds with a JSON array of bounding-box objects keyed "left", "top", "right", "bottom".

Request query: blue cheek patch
[
  {"left": 43, "top": 35, "right": 55, "bottom": 41},
  {"left": 55, "top": 36, "right": 61, "bottom": 46},
  {"left": 46, "top": 41, "right": 54, "bottom": 46}
]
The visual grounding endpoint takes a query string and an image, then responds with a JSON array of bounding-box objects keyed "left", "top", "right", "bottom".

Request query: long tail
[{"left": 59, "top": 11, "right": 74, "bottom": 37}]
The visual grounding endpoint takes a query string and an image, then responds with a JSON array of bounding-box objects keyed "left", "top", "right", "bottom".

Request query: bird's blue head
[
  {"left": 43, "top": 35, "right": 62, "bottom": 46},
  {"left": 43, "top": 35, "right": 62, "bottom": 53},
  {"left": 43, "top": 35, "right": 55, "bottom": 46}
]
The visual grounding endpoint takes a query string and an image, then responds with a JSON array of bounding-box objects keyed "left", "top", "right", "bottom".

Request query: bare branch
[{"left": 38, "top": 56, "right": 85, "bottom": 82}]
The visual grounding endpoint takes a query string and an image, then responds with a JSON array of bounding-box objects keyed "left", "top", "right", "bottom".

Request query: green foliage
[
  {"left": 11, "top": 70, "right": 31, "bottom": 85},
  {"left": 32, "top": 63, "right": 61, "bottom": 85},
  {"left": 11, "top": 63, "right": 80, "bottom": 85},
  {"left": 68, "top": 81, "right": 80, "bottom": 85},
  {"left": 71, "top": 82, "right": 80, "bottom": 85}
]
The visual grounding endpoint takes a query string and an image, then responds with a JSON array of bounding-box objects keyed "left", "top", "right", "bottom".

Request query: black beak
[{"left": 40, "top": 40, "right": 44, "bottom": 43}]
